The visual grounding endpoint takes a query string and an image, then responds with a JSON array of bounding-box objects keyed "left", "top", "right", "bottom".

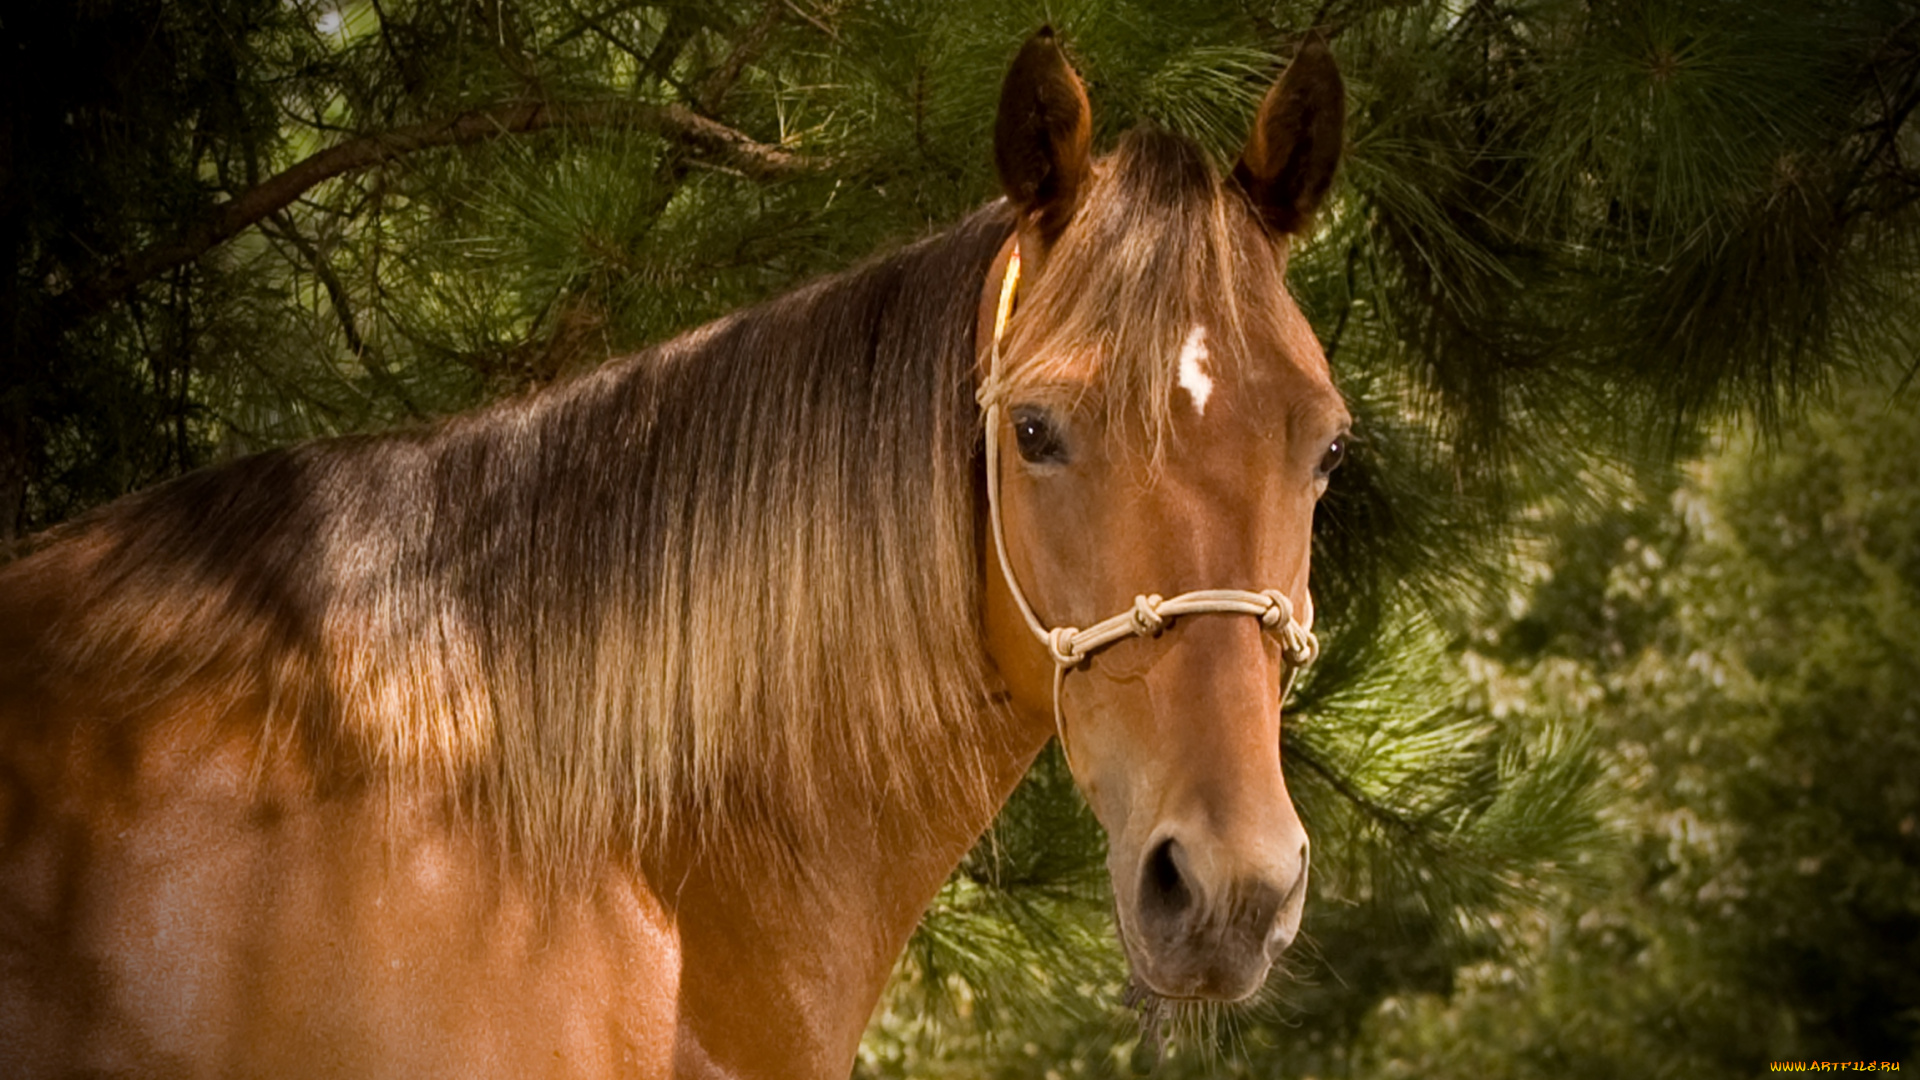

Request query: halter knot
[
  {"left": 1046, "top": 626, "right": 1085, "bottom": 668},
  {"left": 1261, "top": 589, "right": 1319, "bottom": 668},
  {"left": 1130, "top": 594, "right": 1167, "bottom": 637},
  {"left": 1281, "top": 631, "right": 1318, "bottom": 669},
  {"left": 1258, "top": 588, "right": 1294, "bottom": 629}
]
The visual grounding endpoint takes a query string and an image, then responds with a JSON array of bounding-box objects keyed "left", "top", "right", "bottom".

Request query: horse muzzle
[{"left": 1116, "top": 824, "right": 1310, "bottom": 1001}]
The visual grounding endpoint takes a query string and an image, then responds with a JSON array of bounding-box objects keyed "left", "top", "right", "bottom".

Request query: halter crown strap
[{"left": 979, "top": 239, "right": 1321, "bottom": 762}]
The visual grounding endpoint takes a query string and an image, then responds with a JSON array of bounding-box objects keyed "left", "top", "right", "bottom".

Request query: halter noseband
[{"left": 975, "top": 241, "right": 1320, "bottom": 762}]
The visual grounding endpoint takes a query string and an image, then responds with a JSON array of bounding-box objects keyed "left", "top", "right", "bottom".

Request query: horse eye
[
  {"left": 1012, "top": 408, "right": 1069, "bottom": 465},
  {"left": 1317, "top": 436, "right": 1347, "bottom": 477}
]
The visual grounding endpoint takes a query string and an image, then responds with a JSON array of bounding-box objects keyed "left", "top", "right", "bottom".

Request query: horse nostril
[{"left": 1138, "top": 835, "right": 1195, "bottom": 940}]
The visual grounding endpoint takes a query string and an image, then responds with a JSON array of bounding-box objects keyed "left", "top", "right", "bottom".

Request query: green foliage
[{"left": 1353, "top": 372, "right": 1920, "bottom": 1076}]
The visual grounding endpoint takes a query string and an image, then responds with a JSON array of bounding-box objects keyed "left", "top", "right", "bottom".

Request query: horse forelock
[
  {"left": 15, "top": 205, "right": 1018, "bottom": 886},
  {"left": 998, "top": 126, "right": 1297, "bottom": 457}
]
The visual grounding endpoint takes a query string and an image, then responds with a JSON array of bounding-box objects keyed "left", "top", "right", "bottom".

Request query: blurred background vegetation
[{"left": 1, "top": 0, "right": 1914, "bottom": 1073}]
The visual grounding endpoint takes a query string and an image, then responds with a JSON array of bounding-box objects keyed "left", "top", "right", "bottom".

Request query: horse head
[{"left": 979, "top": 28, "right": 1349, "bottom": 1003}]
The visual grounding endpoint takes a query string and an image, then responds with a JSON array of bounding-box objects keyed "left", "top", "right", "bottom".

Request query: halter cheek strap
[{"left": 975, "top": 241, "right": 1321, "bottom": 766}]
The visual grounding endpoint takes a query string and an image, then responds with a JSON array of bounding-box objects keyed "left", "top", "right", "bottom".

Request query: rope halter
[{"left": 975, "top": 240, "right": 1321, "bottom": 764}]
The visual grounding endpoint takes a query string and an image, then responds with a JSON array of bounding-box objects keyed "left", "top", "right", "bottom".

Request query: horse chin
[{"left": 1113, "top": 917, "right": 1276, "bottom": 1004}]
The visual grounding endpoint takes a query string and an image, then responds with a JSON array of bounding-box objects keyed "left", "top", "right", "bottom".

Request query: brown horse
[{"left": 0, "top": 28, "right": 1346, "bottom": 1079}]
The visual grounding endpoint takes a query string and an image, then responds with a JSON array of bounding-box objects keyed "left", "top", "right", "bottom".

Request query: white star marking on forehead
[{"left": 1176, "top": 324, "right": 1214, "bottom": 416}]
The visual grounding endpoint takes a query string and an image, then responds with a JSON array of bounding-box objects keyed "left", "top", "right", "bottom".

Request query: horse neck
[{"left": 647, "top": 688, "right": 1047, "bottom": 1075}]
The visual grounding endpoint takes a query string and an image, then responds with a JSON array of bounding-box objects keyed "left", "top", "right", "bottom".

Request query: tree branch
[
  {"left": 259, "top": 211, "right": 423, "bottom": 418},
  {"left": 53, "top": 100, "right": 822, "bottom": 326},
  {"left": 697, "top": 0, "right": 785, "bottom": 113}
]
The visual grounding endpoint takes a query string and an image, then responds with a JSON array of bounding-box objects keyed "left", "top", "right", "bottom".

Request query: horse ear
[
  {"left": 1233, "top": 33, "right": 1345, "bottom": 236},
  {"left": 995, "top": 27, "right": 1093, "bottom": 244}
]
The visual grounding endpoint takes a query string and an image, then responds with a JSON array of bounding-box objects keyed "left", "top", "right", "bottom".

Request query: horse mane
[
  {"left": 12, "top": 203, "right": 1018, "bottom": 882},
  {"left": 1000, "top": 126, "right": 1293, "bottom": 455}
]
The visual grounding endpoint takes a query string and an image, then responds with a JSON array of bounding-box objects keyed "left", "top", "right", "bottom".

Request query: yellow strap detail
[{"left": 993, "top": 246, "right": 1022, "bottom": 349}]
